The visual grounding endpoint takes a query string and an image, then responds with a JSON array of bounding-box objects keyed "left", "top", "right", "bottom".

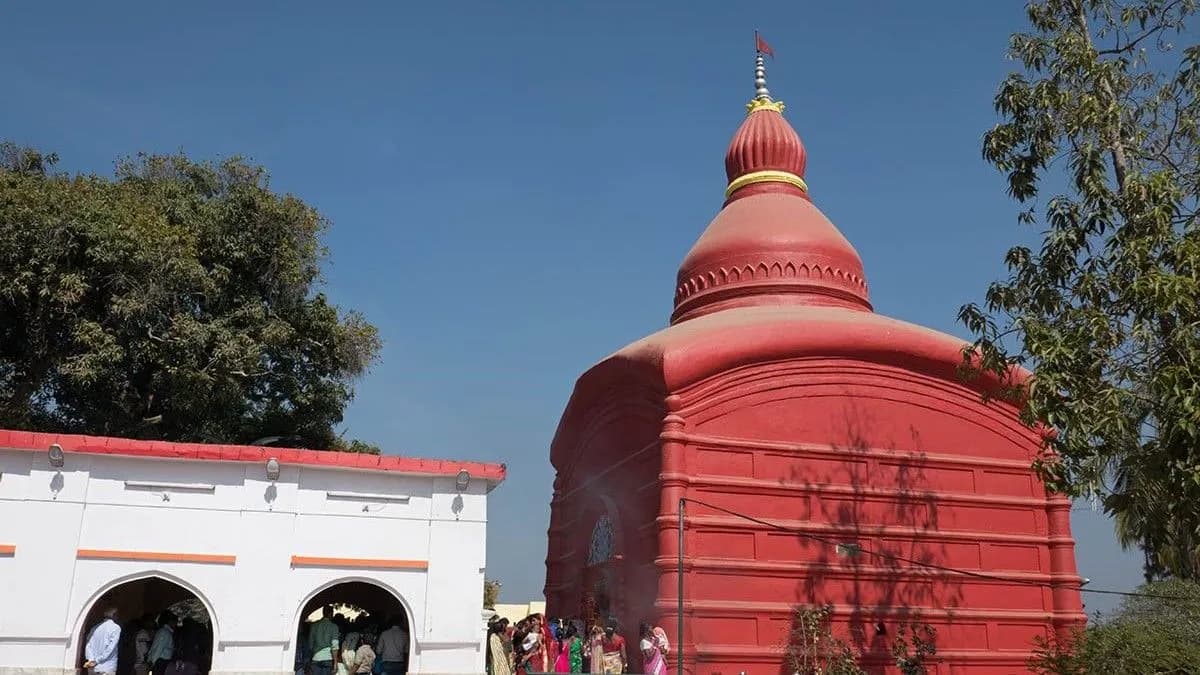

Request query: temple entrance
[
  {"left": 581, "top": 514, "right": 621, "bottom": 629},
  {"left": 76, "top": 576, "right": 214, "bottom": 675},
  {"left": 581, "top": 563, "right": 618, "bottom": 628},
  {"left": 295, "top": 581, "right": 411, "bottom": 675}
]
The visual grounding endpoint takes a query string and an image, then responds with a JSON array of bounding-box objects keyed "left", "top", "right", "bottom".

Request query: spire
[
  {"left": 754, "top": 53, "right": 771, "bottom": 101},
  {"left": 749, "top": 32, "right": 784, "bottom": 115}
]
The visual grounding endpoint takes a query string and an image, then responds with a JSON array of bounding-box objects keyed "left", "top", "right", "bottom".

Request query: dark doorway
[
  {"left": 296, "top": 581, "right": 410, "bottom": 675},
  {"left": 77, "top": 577, "right": 213, "bottom": 675}
]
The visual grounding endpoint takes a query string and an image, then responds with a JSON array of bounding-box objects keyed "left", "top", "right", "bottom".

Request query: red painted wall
[{"left": 548, "top": 336, "right": 1084, "bottom": 674}]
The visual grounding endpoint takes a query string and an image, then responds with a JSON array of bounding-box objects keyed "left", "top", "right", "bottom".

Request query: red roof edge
[{"left": 0, "top": 429, "right": 506, "bottom": 484}]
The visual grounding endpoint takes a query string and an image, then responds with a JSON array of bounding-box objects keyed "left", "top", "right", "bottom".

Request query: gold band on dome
[
  {"left": 746, "top": 98, "right": 786, "bottom": 115},
  {"left": 725, "top": 170, "right": 808, "bottom": 198}
]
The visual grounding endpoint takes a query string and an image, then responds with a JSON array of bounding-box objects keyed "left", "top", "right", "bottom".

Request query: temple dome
[
  {"left": 671, "top": 57, "right": 871, "bottom": 324},
  {"left": 724, "top": 102, "right": 808, "bottom": 194}
]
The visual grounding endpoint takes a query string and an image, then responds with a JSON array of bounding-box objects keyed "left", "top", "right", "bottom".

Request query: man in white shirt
[
  {"left": 83, "top": 607, "right": 122, "bottom": 675},
  {"left": 376, "top": 616, "right": 408, "bottom": 675}
]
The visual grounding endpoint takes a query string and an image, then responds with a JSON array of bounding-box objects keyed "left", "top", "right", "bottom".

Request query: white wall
[{"left": 0, "top": 448, "right": 494, "bottom": 675}]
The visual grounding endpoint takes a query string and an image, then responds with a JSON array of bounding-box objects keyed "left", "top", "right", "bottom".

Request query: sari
[
  {"left": 489, "top": 633, "right": 513, "bottom": 675},
  {"left": 568, "top": 638, "right": 584, "bottom": 673},
  {"left": 587, "top": 633, "right": 604, "bottom": 675},
  {"left": 599, "top": 636, "right": 625, "bottom": 675},
  {"left": 541, "top": 624, "right": 557, "bottom": 672},
  {"left": 639, "top": 637, "right": 665, "bottom": 675},
  {"left": 554, "top": 643, "right": 569, "bottom": 673}
]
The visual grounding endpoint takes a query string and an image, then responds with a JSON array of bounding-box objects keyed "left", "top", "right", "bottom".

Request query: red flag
[{"left": 755, "top": 31, "right": 774, "bottom": 58}]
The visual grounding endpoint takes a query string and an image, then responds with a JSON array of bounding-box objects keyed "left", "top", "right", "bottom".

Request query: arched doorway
[
  {"left": 295, "top": 581, "right": 411, "bottom": 675},
  {"left": 581, "top": 514, "right": 621, "bottom": 628},
  {"left": 76, "top": 577, "right": 214, "bottom": 675}
]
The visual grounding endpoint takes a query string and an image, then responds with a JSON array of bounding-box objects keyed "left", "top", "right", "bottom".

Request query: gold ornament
[{"left": 725, "top": 169, "right": 808, "bottom": 198}]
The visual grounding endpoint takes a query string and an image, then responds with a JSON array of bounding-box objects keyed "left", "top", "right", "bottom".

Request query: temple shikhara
[{"left": 544, "top": 50, "right": 1086, "bottom": 673}]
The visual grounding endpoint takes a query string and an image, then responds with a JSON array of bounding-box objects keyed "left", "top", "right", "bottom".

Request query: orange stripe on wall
[
  {"left": 76, "top": 549, "right": 236, "bottom": 565},
  {"left": 290, "top": 555, "right": 428, "bottom": 570},
  {"left": 0, "top": 545, "right": 14, "bottom": 556}
]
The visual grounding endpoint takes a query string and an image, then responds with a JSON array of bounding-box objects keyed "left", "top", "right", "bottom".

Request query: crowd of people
[
  {"left": 82, "top": 607, "right": 213, "bottom": 675},
  {"left": 293, "top": 607, "right": 410, "bottom": 675},
  {"left": 486, "top": 616, "right": 669, "bottom": 675}
]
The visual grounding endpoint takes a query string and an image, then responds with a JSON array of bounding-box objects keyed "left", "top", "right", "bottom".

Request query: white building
[{"left": 0, "top": 429, "right": 505, "bottom": 675}]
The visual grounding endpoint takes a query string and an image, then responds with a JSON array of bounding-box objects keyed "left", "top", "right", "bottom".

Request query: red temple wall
[
  {"left": 545, "top": 382, "right": 666, "bottom": 658},
  {"left": 653, "top": 357, "right": 1084, "bottom": 674},
  {"left": 547, "top": 352, "right": 1084, "bottom": 674}
]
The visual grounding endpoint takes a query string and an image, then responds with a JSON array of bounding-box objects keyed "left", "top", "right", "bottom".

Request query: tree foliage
[
  {"left": 1029, "top": 579, "right": 1200, "bottom": 674},
  {"left": 784, "top": 606, "right": 866, "bottom": 675},
  {"left": 0, "top": 143, "right": 381, "bottom": 450},
  {"left": 891, "top": 621, "right": 937, "bottom": 675},
  {"left": 959, "top": 0, "right": 1200, "bottom": 578}
]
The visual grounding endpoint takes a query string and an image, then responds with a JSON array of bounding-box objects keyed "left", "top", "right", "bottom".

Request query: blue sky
[{"left": 1, "top": 1, "right": 1142, "bottom": 614}]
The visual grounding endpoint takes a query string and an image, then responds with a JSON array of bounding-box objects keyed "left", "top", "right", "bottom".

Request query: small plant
[
  {"left": 890, "top": 621, "right": 937, "bottom": 675},
  {"left": 784, "top": 605, "right": 866, "bottom": 675},
  {"left": 483, "top": 579, "right": 501, "bottom": 609}
]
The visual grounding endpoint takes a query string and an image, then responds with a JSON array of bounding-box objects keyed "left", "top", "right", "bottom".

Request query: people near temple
[
  {"left": 338, "top": 631, "right": 359, "bottom": 675},
  {"left": 176, "top": 618, "right": 211, "bottom": 675},
  {"left": 586, "top": 625, "right": 604, "bottom": 674},
  {"left": 554, "top": 623, "right": 584, "bottom": 673},
  {"left": 148, "top": 612, "right": 176, "bottom": 675},
  {"left": 489, "top": 615, "right": 654, "bottom": 675},
  {"left": 307, "top": 607, "right": 341, "bottom": 675},
  {"left": 638, "top": 623, "right": 669, "bottom": 675},
  {"left": 525, "top": 612, "right": 552, "bottom": 667},
  {"left": 376, "top": 616, "right": 409, "bottom": 675},
  {"left": 350, "top": 632, "right": 376, "bottom": 674},
  {"left": 598, "top": 622, "right": 626, "bottom": 675},
  {"left": 163, "top": 641, "right": 203, "bottom": 675},
  {"left": 133, "top": 618, "right": 154, "bottom": 675},
  {"left": 487, "top": 618, "right": 513, "bottom": 675},
  {"left": 84, "top": 607, "right": 122, "bottom": 675},
  {"left": 518, "top": 618, "right": 541, "bottom": 674},
  {"left": 540, "top": 615, "right": 558, "bottom": 673}
]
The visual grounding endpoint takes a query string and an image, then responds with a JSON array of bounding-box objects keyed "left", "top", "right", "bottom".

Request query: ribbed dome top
[
  {"left": 724, "top": 106, "right": 808, "bottom": 198},
  {"left": 670, "top": 57, "right": 871, "bottom": 324}
]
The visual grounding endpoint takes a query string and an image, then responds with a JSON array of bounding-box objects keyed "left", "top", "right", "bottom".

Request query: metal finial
[{"left": 754, "top": 54, "right": 771, "bottom": 100}]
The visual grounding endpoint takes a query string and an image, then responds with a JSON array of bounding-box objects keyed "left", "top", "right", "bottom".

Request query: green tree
[
  {"left": 0, "top": 143, "right": 381, "bottom": 450},
  {"left": 1029, "top": 579, "right": 1200, "bottom": 674},
  {"left": 959, "top": 0, "right": 1200, "bottom": 578},
  {"left": 784, "top": 606, "right": 866, "bottom": 675},
  {"left": 891, "top": 621, "right": 937, "bottom": 675}
]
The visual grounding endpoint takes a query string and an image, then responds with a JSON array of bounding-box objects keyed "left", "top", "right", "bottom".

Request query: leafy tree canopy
[
  {"left": 960, "top": 0, "right": 1200, "bottom": 578},
  {"left": 1030, "top": 579, "right": 1200, "bottom": 674},
  {"left": 0, "top": 143, "right": 382, "bottom": 452}
]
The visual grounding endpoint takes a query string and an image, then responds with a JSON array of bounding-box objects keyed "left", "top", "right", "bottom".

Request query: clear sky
[{"left": 1, "top": 1, "right": 1143, "bottom": 614}]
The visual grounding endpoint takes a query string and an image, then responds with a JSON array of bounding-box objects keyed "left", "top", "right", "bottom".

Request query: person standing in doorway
[
  {"left": 133, "top": 617, "right": 154, "bottom": 675},
  {"left": 83, "top": 608, "right": 122, "bottom": 675},
  {"left": 148, "top": 612, "right": 175, "bottom": 675},
  {"left": 307, "top": 607, "right": 340, "bottom": 675},
  {"left": 376, "top": 616, "right": 408, "bottom": 675}
]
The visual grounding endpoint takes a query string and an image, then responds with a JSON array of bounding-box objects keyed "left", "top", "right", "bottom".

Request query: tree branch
[{"left": 1073, "top": 0, "right": 1132, "bottom": 192}]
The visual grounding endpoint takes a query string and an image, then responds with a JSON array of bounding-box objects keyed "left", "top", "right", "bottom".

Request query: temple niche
[{"left": 544, "top": 54, "right": 1085, "bottom": 674}]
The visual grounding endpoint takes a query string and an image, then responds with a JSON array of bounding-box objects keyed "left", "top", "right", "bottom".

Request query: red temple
[{"left": 544, "top": 53, "right": 1085, "bottom": 674}]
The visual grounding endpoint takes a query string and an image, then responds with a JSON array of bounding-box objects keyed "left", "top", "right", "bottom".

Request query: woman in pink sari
[{"left": 638, "top": 623, "right": 667, "bottom": 675}]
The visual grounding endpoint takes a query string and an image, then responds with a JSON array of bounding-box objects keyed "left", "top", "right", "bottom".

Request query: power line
[{"left": 680, "top": 497, "right": 1196, "bottom": 603}]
